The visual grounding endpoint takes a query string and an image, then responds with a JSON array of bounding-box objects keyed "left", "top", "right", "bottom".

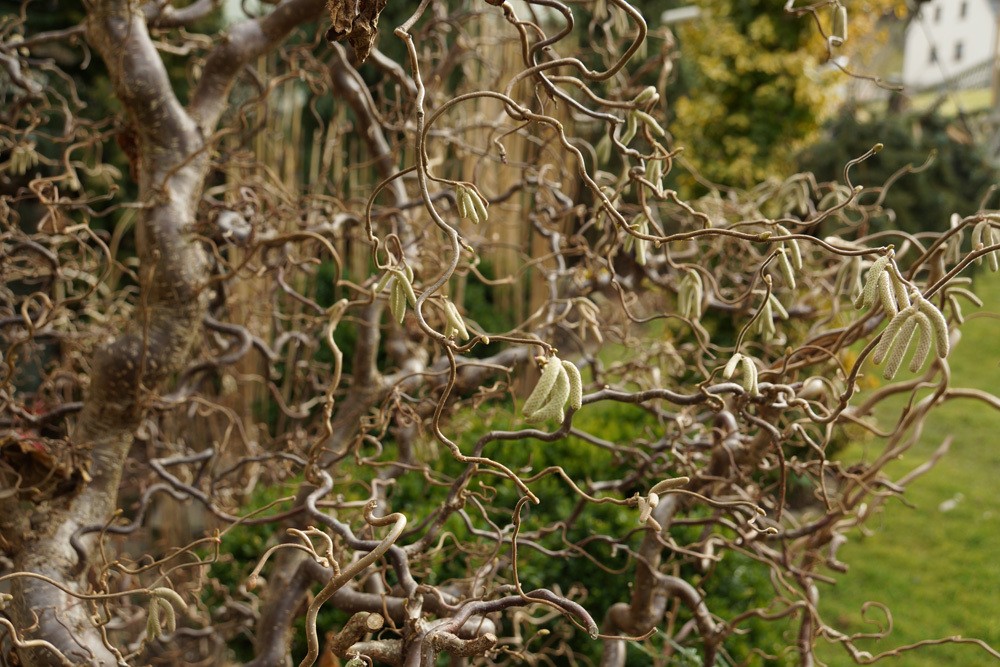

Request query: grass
[
  {"left": 909, "top": 88, "right": 993, "bottom": 117},
  {"left": 816, "top": 271, "right": 1000, "bottom": 666}
]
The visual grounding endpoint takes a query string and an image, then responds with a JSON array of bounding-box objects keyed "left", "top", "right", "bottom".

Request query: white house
[{"left": 902, "top": 0, "right": 1000, "bottom": 91}]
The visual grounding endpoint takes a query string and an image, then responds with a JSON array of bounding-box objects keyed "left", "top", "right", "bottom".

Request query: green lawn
[
  {"left": 816, "top": 272, "right": 1000, "bottom": 666},
  {"left": 909, "top": 88, "right": 994, "bottom": 117}
]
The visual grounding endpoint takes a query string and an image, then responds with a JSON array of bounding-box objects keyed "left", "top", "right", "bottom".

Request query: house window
[
  {"left": 955, "top": 41, "right": 963, "bottom": 61},
  {"left": 934, "top": 5, "right": 942, "bottom": 21},
  {"left": 959, "top": 1, "right": 968, "bottom": 18},
  {"left": 929, "top": 46, "right": 938, "bottom": 63}
]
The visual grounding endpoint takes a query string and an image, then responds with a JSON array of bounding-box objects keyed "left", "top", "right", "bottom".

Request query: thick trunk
[
  {"left": 9, "top": 10, "right": 209, "bottom": 662},
  {"left": 5, "top": 3, "right": 323, "bottom": 663},
  {"left": 10, "top": 159, "right": 209, "bottom": 666}
]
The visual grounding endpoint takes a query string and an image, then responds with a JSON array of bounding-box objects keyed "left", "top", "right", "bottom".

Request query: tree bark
[{"left": 8, "top": 2, "right": 323, "bottom": 664}]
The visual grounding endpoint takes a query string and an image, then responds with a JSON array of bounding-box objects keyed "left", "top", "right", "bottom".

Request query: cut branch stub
[{"left": 325, "top": 0, "right": 388, "bottom": 63}]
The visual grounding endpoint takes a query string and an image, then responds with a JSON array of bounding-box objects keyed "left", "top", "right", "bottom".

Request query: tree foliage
[
  {"left": 667, "top": 0, "right": 906, "bottom": 189},
  {"left": 797, "top": 108, "right": 998, "bottom": 235},
  {"left": 668, "top": 0, "right": 828, "bottom": 187},
  {"left": 1, "top": 2, "right": 999, "bottom": 667}
]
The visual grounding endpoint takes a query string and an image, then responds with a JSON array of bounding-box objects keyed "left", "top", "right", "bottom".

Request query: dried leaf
[{"left": 325, "top": 0, "right": 388, "bottom": 63}]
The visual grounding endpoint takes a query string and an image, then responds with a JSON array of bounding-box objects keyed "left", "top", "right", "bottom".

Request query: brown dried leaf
[
  {"left": 325, "top": 0, "right": 388, "bottom": 63},
  {"left": 326, "top": 0, "right": 358, "bottom": 36},
  {"left": 0, "top": 432, "right": 89, "bottom": 498}
]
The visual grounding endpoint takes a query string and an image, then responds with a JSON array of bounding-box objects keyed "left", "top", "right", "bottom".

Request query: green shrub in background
[
  {"left": 796, "top": 108, "right": 997, "bottom": 236},
  {"left": 667, "top": 0, "right": 827, "bottom": 190},
  {"left": 393, "top": 398, "right": 797, "bottom": 665},
  {"left": 217, "top": 286, "right": 828, "bottom": 665},
  {"left": 212, "top": 389, "right": 794, "bottom": 665}
]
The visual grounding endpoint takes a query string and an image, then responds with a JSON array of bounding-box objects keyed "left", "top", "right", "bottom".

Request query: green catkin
[
  {"left": 625, "top": 213, "right": 646, "bottom": 253},
  {"left": 740, "top": 355, "right": 759, "bottom": 396},
  {"left": 636, "top": 495, "right": 655, "bottom": 524},
  {"left": 971, "top": 221, "right": 985, "bottom": 253},
  {"left": 621, "top": 112, "right": 637, "bottom": 145},
  {"left": 444, "top": 300, "right": 469, "bottom": 340},
  {"left": 917, "top": 298, "right": 951, "bottom": 358},
  {"left": 146, "top": 588, "right": 186, "bottom": 639},
  {"left": 796, "top": 184, "right": 809, "bottom": 215},
  {"left": 633, "top": 110, "right": 665, "bottom": 136},
  {"left": 527, "top": 399, "right": 565, "bottom": 424},
  {"left": 146, "top": 597, "right": 161, "bottom": 640},
  {"left": 396, "top": 270, "right": 418, "bottom": 307},
  {"left": 470, "top": 189, "right": 489, "bottom": 224},
  {"left": 956, "top": 283, "right": 980, "bottom": 303},
  {"left": 650, "top": 476, "right": 691, "bottom": 493},
  {"left": 527, "top": 364, "right": 571, "bottom": 424},
  {"left": 691, "top": 276, "right": 704, "bottom": 316},
  {"left": 635, "top": 237, "right": 647, "bottom": 266},
  {"left": 522, "top": 357, "right": 563, "bottom": 417},
  {"left": 873, "top": 306, "right": 916, "bottom": 365},
  {"left": 647, "top": 159, "right": 662, "bottom": 193},
  {"left": 374, "top": 269, "right": 394, "bottom": 294},
  {"left": 787, "top": 240, "right": 803, "bottom": 271},
  {"left": 723, "top": 353, "right": 743, "bottom": 379},
  {"left": 882, "top": 315, "right": 921, "bottom": 380},
  {"left": 629, "top": 213, "right": 649, "bottom": 266},
  {"left": 776, "top": 226, "right": 802, "bottom": 270},
  {"left": 456, "top": 185, "right": 468, "bottom": 219},
  {"left": 634, "top": 86, "right": 658, "bottom": 105},
  {"left": 157, "top": 597, "right": 177, "bottom": 633},
  {"left": 890, "top": 271, "right": 911, "bottom": 310},
  {"left": 971, "top": 221, "right": 999, "bottom": 271},
  {"left": 152, "top": 588, "right": 186, "bottom": 609},
  {"left": 857, "top": 254, "right": 892, "bottom": 309},
  {"left": 877, "top": 271, "right": 897, "bottom": 318},
  {"left": 461, "top": 189, "right": 479, "bottom": 223},
  {"left": 679, "top": 270, "right": 703, "bottom": 319},
  {"left": 908, "top": 311, "right": 934, "bottom": 372},
  {"left": 757, "top": 298, "right": 775, "bottom": 336},
  {"left": 562, "top": 360, "right": 583, "bottom": 410},
  {"left": 777, "top": 247, "right": 796, "bottom": 289},
  {"left": 722, "top": 352, "right": 743, "bottom": 380},
  {"left": 831, "top": 4, "right": 848, "bottom": 44},
  {"left": 769, "top": 293, "right": 789, "bottom": 319},
  {"left": 951, "top": 286, "right": 983, "bottom": 306},
  {"left": 390, "top": 280, "right": 406, "bottom": 323},
  {"left": 947, "top": 294, "right": 965, "bottom": 324}
]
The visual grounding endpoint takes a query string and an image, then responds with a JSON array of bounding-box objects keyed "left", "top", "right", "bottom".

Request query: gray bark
[{"left": 8, "top": 2, "right": 323, "bottom": 664}]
